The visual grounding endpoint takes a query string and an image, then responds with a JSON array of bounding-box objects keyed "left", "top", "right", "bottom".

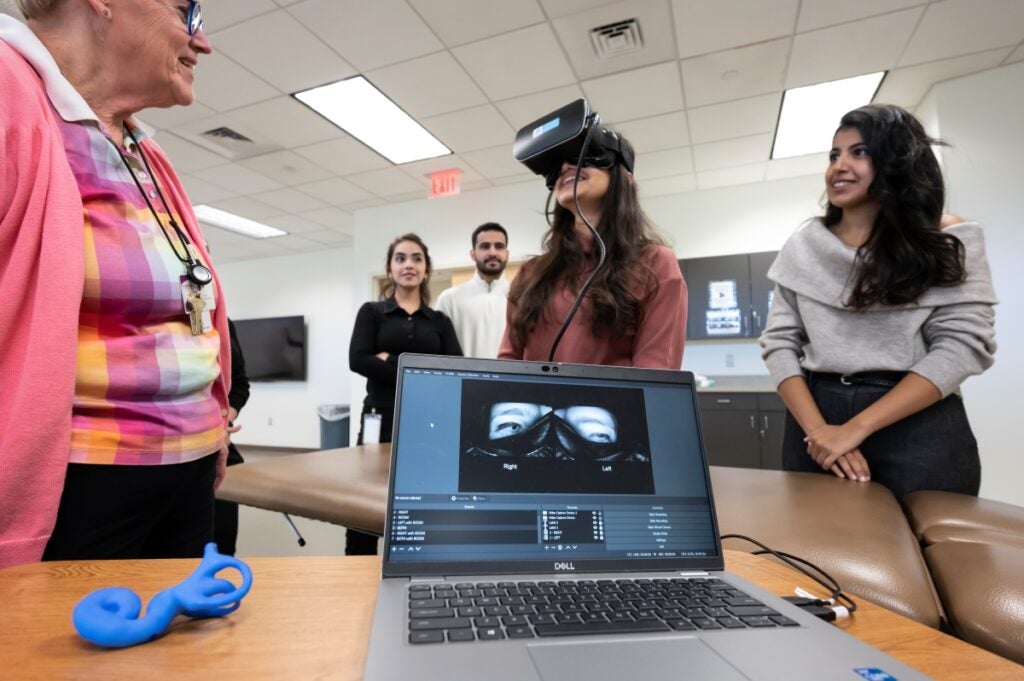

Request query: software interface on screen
[{"left": 388, "top": 367, "right": 718, "bottom": 563}]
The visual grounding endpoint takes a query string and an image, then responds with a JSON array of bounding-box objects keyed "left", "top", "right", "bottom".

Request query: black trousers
[
  {"left": 781, "top": 373, "right": 981, "bottom": 499},
  {"left": 43, "top": 453, "right": 217, "bottom": 561},
  {"left": 346, "top": 406, "right": 395, "bottom": 556},
  {"left": 213, "top": 442, "right": 245, "bottom": 556}
]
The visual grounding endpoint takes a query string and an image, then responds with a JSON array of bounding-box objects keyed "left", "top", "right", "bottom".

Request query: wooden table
[
  {"left": 0, "top": 551, "right": 1018, "bottom": 680},
  {"left": 217, "top": 444, "right": 391, "bottom": 534}
]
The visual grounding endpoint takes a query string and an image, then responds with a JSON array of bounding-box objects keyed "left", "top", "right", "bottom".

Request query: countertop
[{"left": 695, "top": 374, "right": 776, "bottom": 393}]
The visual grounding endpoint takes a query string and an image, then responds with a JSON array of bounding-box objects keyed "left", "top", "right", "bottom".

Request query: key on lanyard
[{"left": 186, "top": 288, "right": 206, "bottom": 336}]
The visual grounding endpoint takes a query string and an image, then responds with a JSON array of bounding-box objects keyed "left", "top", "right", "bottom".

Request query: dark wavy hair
[
  {"left": 508, "top": 135, "right": 664, "bottom": 346},
  {"left": 824, "top": 104, "right": 965, "bottom": 308},
  {"left": 383, "top": 233, "right": 433, "bottom": 305}
]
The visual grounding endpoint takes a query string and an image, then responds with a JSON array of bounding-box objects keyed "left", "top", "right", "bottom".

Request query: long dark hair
[
  {"left": 383, "top": 233, "right": 433, "bottom": 305},
  {"left": 824, "top": 104, "right": 965, "bottom": 308},
  {"left": 509, "top": 135, "right": 664, "bottom": 346}
]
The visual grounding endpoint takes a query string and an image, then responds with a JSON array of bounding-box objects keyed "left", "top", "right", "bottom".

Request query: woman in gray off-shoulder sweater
[{"left": 759, "top": 104, "right": 996, "bottom": 498}]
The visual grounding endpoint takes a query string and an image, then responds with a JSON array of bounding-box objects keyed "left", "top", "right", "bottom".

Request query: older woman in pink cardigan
[{"left": 0, "top": 1, "right": 230, "bottom": 567}]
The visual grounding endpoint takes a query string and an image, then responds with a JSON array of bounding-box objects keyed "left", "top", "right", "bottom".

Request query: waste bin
[{"left": 317, "top": 404, "right": 350, "bottom": 450}]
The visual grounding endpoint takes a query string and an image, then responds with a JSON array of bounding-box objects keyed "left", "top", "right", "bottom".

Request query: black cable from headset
[
  {"left": 546, "top": 120, "right": 608, "bottom": 362},
  {"left": 720, "top": 533, "right": 858, "bottom": 613}
]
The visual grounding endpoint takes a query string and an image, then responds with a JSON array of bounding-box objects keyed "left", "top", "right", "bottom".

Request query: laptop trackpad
[{"left": 527, "top": 637, "right": 750, "bottom": 681}]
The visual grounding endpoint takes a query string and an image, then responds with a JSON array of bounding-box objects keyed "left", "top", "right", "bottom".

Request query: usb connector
[
  {"left": 783, "top": 596, "right": 826, "bottom": 607},
  {"left": 791, "top": 603, "right": 850, "bottom": 622}
]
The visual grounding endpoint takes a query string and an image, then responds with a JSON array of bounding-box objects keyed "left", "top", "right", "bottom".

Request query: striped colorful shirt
[{"left": 56, "top": 118, "right": 224, "bottom": 465}]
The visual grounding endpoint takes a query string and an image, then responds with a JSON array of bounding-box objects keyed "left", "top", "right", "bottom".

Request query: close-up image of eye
[
  {"left": 461, "top": 381, "right": 654, "bottom": 496},
  {"left": 559, "top": 406, "right": 618, "bottom": 444},
  {"left": 488, "top": 402, "right": 544, "bottom": 440}
]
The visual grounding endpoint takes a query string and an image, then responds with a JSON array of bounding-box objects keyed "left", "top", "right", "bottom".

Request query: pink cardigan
[{"left": 0, "top": 39, "right": 230, "bottom": 568}]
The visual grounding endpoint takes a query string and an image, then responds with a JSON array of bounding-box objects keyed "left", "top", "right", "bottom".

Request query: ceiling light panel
[
  {"left": 294, "top": 76, "right": 451, "bottom": 165},
  {"left": 193, "top": 205, "right": 288, "bottom": 239},
  {"left": 772, "top": 72, "right": 886, "bottom": 159}
]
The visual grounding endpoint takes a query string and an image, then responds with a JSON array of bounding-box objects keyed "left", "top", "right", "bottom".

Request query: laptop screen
[{"left": 382, "top": 356, "right": 723, "bottom": 577}]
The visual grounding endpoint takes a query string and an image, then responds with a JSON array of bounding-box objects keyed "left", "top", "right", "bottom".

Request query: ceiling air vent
[
  {"left": 193, "top": 125, "right": 280, "bottom": 160},
  {"left": 590, "top": 19, "right": 643, "bottom": 59},
  {"left": 202, "top": 127, "right": 254, "bottom": 143}
]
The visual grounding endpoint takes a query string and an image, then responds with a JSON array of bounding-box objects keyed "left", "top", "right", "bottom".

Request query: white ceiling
[{"left": 4, "top": 0, "right": 1023, "bottom": 261}]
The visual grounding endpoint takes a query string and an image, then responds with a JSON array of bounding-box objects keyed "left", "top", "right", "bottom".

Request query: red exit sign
[{"left": 429, "top": 169, "right": 462, "bottom": 198}]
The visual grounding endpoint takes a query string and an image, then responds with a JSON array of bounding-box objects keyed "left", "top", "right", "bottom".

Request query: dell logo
[{"left": 554, "top": 562, "right": 575, "bottom": 571}]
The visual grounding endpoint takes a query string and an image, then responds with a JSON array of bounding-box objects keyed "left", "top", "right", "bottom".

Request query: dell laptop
[{"left": 363, "top": 354, "right": 929, "bottom": 681}]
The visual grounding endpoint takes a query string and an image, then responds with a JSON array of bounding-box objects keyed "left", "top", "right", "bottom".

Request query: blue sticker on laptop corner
[{"left": 854, "top": 669, "right": 898, "bottom": 681}]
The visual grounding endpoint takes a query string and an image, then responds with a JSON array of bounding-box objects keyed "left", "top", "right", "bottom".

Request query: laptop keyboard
[{"left": 407, "top": 577, "right": 799, "bottom": 644}]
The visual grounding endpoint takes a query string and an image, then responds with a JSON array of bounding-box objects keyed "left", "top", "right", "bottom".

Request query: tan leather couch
[
  {"left": 903, "top": 491, "right": 1024, "bottom": 664},
  {"left": 222, "top": 448, "right": 1024, "bottom": 658},
  {"left": 710, "top": 467, "right": 943, "bottom": 627},
  {"left": 220, "top": 446, "right": 390, "bottom": 535}
]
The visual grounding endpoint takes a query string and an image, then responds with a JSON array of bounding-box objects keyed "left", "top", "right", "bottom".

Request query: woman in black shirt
[{"left": 348, "top": 233, "right": 462, "bottom": 554}]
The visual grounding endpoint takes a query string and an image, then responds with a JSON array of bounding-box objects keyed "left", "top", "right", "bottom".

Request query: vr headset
[{"left": 512, "top": 99, "right": 635, "bottom": 190}]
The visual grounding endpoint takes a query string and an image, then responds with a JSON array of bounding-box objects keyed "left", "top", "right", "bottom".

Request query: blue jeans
[{"left": 782, "top": 373, "right": 981, "bottom": 499}]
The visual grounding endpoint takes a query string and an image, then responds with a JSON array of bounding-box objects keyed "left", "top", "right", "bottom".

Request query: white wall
[
  {"left": 348, "top": 173, "right": 824, "bottom": 413},
  {"left": 224, "top": 62, "right": 1024, "bottom": 508},
  {"left": 646, "top": 175, "right": 824, "bottom": 376},
  {"left": 214, "top": 171, "right": 802, "bottom": 448},
  {"left": 643, "top": 175, "right": 824, "bottom": 257},
  {"left": 920, "top": 62, "right": 1024, "bottom": 505},
  {"left": 350, "top": 180, "right": 550, "bottom": 303},
  {"left": 347, "top": 181, "right": 541, "bottom": 439},
  {"left": 216, "top": 247, "right": 354, "bottom": 449}
]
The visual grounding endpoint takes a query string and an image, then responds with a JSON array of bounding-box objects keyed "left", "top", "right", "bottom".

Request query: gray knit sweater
[{"left": 759, "top": 219, "right": 997, "bottom": 397}]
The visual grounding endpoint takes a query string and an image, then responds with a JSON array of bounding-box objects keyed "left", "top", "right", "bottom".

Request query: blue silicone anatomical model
[{"left": 72, "top": 542, "right": 253, "bottom": 648}]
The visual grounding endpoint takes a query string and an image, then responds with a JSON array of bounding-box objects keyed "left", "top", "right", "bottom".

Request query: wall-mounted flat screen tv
[{"left": 233, "top": 315, "right": 307, "bottom": 382}]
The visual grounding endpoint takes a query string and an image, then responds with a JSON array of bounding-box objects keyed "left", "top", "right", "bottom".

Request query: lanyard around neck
[{"left": 111, "top": 128, "right": 212, "bottom": 289}]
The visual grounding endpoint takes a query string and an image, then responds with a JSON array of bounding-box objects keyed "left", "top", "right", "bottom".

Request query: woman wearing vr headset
[
  {"left": 760, "top": 104, "right": 997, "bottom": 498},
  {"left": 498, "top": 129, "right": 687, "bottom": 369}
]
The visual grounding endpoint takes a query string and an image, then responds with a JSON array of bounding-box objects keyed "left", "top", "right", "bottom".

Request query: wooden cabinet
[
  {"left": 680, "top": 251, "right": 777, "bottom": 340},
  {"left": 757, "top": 393, "right": 786, "bottom": 470},
  {"left": 697, "top": 393, "right": 761, "bottom": 468},
  {"left": 696, "top": 392, "right": 786, "bottom": 470}
]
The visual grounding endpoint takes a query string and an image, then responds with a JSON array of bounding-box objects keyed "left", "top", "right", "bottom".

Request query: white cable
[
  {"left": 794, "top": 586, "right": 835, "bottom": 605},
  {"left": 830, "top": 606, "right": 850, "bottom": 620}
]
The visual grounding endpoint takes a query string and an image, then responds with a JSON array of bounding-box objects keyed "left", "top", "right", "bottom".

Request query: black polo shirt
[{"left": 349, "top": 297, "right": 462, "bottom": 412}]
